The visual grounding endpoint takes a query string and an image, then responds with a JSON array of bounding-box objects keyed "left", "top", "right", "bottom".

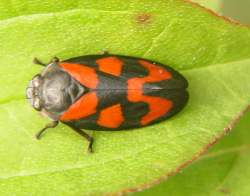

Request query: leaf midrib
[{"left": 0, "top": 7, "right": 163, "bottom": 25}]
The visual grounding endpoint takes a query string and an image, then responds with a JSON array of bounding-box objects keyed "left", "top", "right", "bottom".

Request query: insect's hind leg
[{"left": 66, "top": 124, "right": 94, "bottom": 153}]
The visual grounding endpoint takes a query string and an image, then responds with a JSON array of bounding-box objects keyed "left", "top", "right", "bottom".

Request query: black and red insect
[{"left": 26, "top": 54, "right": 188, "bottom": 152}]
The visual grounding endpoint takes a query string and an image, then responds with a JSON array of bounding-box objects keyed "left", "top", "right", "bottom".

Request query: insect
[{"left": 26, "top": 54, "right": 189, "bottom": 152}]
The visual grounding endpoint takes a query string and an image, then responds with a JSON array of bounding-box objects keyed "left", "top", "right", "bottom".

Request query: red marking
[
  {"left": 97, "top": 104, "right": 124, "bottom": 128},
  {"left": 127, "top": 60, "right": 173, "bottom": 125},
  {"left": 142, "top": 97, "right": 172, "bottom": 125},
  {"left": 60, "top": 63, "right": 98, "bottom": 89},
  {"left": 60, "top": 92, "right": 98, "bottom": 121},
  {"left": 96, "top": 56, "right": 123, "bottom": 76}
]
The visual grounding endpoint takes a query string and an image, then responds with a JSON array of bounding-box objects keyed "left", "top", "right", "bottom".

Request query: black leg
[
  {"left": 101, "top": 50, "right": 109, "bottom": 55},
  {"left": 33, "top": 57, "right": 46, "bottom": 66},
  {"left": 50, "top": 57, "right": 60, "bottom": 63},
  {"left": 33, "top": 57, "right": 60, "bottom": 67},
  {"left": 36, "top": 121, "right": 59, "bottom": 139},
  {"left": 66, "top": 124, "right": 94, "bottom": 153}
]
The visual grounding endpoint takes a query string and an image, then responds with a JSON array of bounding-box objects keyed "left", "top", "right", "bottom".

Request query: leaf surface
[
  {"left": 0, "top": 0, "right": 250, "bottom": 195},
  {"left": 136, "top": 111, "right": 250, "bottom": 196}
]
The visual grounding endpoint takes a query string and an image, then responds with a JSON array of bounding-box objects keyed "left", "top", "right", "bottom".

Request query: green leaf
[
  {"left": 135, "top": 110, "right": 250, "bottom": 196},
  {"left": 191, "top": 0, "right": 222, "bottom": 12},
  {"left": 0, "top": 1, "right": 250, "bottom": 195}
]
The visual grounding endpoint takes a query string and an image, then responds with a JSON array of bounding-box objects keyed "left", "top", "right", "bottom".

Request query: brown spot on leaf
[
  {"left": 136, "top": 13, "right": 152, "bottom": 24},
  {"left": 219, "top": 187, "right": 230, "bottom": 194}
]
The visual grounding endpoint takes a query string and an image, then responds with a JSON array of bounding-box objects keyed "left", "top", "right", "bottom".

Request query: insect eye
[
  {"left": 33, "top": 98, "right": 42, "bottom": 111},
  {"left": 26, "top": 87, "right": 33, "bottom": 99},
  {"left": 32, "top": 74, "right": 42, "bottom": 87}
]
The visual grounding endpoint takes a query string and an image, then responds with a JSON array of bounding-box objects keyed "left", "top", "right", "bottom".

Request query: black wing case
[{"left": 63, "top": 54, "right": 188, "bottom": 130}]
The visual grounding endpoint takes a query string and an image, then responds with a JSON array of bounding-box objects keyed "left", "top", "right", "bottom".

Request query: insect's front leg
[
  {"left": 36, "top": 121, "right": 59, "bottom": 139},
  {"left": 50, "top": 57, "right": 60, "bottom": 63},
  {"left": 33, "top": 57, "right": 46, "bottom": 66},
  {"left": 33, "top": 56, "right": 60, "bottom": 66}
]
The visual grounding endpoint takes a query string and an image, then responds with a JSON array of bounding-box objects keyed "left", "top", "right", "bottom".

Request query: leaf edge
[{"left": 113, "top": 104, "right": 250, "bottom": 196}]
